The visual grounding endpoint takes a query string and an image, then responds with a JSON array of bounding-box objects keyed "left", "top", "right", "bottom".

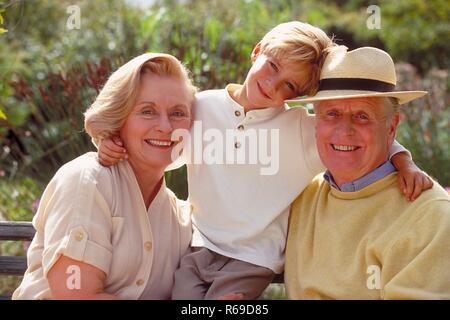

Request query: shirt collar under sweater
[
  {"left": 329, "top": 172, "right": 399, "bottom": 200},
  {"left": 324, "top": 160, "right": 397, "bottom": 192}
]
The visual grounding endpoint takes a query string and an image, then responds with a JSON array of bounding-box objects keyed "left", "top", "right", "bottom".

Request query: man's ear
[
  {"left": 251, "top": 42, "right": 262, "bottom": 62},
  {"left": 388, "top": 112, "right": 400, "bottom": 141}
]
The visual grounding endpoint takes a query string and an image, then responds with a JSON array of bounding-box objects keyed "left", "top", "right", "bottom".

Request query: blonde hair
[
  {"left": 84, "top": 53, "right": 197, "bottom": 145},
  {"left": 259, "top": 21, "right": 336, "bottom": 96}
]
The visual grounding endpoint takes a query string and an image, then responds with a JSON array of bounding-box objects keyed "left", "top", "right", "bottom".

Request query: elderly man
[{"left": 285, "top": 46, "right": 450, "bottom": 299}]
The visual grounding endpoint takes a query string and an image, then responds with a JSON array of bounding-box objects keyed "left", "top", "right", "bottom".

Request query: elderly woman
[{"left": 13, "top": 53, "right": 196, "bottom": 299}]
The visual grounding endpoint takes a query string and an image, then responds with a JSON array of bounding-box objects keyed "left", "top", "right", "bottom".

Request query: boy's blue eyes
[
  {"left": 270, "top": 61, "right": 278, "bottom": 72},
  {"left": 286, "top": 82, "right": 295, "bottom": 91},
  {"left": 269, "top": 61, "right": 296, "bottom": 92}
]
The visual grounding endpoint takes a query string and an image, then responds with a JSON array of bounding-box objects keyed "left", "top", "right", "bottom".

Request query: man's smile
[{"left": 331, "top": 144, "right": 361, "bottom": 152}]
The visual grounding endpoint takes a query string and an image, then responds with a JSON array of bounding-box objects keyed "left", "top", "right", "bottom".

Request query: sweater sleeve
[{"left": 382, "top": 199, "right": 450, "bottom": 299}]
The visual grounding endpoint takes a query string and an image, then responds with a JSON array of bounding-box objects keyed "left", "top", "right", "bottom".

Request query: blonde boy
[{"left": 99, "top": 22, "right": 431, "bottom": 299}]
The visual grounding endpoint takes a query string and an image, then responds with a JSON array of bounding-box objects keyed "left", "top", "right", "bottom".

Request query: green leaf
[
  {"left": 0, "top": 10, "right": 6, "bottom": 34},
  {"left": 0, "top": 108, "right": 6, "bottom": 120}
]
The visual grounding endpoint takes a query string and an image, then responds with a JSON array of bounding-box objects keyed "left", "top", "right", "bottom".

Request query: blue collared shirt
[{"left": 324, "top": 160, "right": 397, "bottom": 192}]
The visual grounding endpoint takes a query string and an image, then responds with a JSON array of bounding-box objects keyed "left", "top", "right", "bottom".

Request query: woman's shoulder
[
  {"left": 55, "top": 151, "right": 98, "bottom": 173},
  {"left": 33, "top": 153, "right": 116, "bottom": 231},
  {"left": 49, "top": 152, "right": 115, "bottom": 196}
]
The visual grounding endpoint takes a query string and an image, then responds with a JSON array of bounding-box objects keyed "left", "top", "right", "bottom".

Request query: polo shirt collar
[{"left": 225, "top": 84, "right": 287, "bottom": 122}]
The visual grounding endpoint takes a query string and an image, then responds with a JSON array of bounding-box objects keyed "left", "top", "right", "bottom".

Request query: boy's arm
[{"left": 389, "top": 140, "right": 433, "bottom": 201}]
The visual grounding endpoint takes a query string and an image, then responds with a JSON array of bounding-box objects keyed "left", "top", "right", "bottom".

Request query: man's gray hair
[{"left": 383, "top": 97, "right": 400, "bottom": 126}]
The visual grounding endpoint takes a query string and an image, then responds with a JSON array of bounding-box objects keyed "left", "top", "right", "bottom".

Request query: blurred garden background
[{"left": 0, "top": 0, "right": 449, "bottom": 298}]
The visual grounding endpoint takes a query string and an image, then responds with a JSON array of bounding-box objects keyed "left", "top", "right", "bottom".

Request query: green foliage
[
  {"left": 0, "top": 0, "right": 142, "bottom": 185},
  {"left": 378, "top": 0, "right": 450, "bottom": 72},
  {"left": 0, "top": 59, "right": 113, "bottom": 184},
  {"left": 0, "top": 177, "right": 40, "bottom": 222},
  {"left": 165, "top": 165, "right": 189, "bottom": 200},
  {"left": 395, "top": 65, "right": 450, "bottom": 185},
  {"left": 260, "top": 284, "right": 287, "bottom": 300},
  {"left": 0, "top": 10, "right": 7, "bottom": 119},
  {"left": 0, "top": 0, "right": 143, "bottom": 126},
  {"left": 0, "top": 9, "right": 6, "bottom": 34},
  {"left": 0, "top": 177, "right": 41, "bottom": 295}
]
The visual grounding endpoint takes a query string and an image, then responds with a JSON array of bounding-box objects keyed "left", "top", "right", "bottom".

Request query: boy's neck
[{"left": 228, "top": 83, "right": 272, "bottom": 113}]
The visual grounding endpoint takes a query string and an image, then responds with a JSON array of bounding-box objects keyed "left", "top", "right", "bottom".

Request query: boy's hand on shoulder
[
  {"left": 391, "top": 151, "right": 433, "bottom": 201},
  {"left": 98, "top": 136, "right": 127, "bottom": 167},
  {"left": 397, "top": 163, "right": 433, "bottom": 202}
]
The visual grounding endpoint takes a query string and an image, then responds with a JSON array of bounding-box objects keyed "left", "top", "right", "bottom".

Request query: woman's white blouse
[{"left": 13, "top": 152, "right": 192, "bottom": 300}]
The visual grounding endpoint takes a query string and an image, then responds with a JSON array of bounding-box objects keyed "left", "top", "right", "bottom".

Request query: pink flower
[{"left": 32, "top": 199, "right": 40, "bottom": 212}]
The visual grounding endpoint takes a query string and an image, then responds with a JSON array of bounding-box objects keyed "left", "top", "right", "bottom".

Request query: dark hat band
[{"left": 318, "top": 78, "right": 395, "bottom": 92}]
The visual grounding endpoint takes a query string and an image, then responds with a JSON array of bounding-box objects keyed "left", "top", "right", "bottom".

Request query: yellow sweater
[{"left": 285, "top": 173, "right": 450, "bottom": 299}]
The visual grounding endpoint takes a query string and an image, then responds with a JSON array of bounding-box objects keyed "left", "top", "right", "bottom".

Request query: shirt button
[
  {"left": 75, "top": 231, "right": 84, "bottom": 241},
  {"left": 144, "top": 241, "right": 152, "bottom": 251},
  {"left": 234, "top": 110, "right": 241, "bottom": 117},
  {"left": 237, "top": 125, "right": 244, "bottom": 131},
  {"left": 235, "top": 142, "right": 241, "bottom": 149},
  {"left": 136, "top": 279, "right": 144, "bottom": 286}
]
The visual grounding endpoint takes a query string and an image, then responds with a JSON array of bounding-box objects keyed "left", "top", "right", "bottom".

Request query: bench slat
[
  {"left": 0, "top": 221, "right": 35, "bottom": 241},
  {"left": 0, "top": 256, "right": 28, "bottom": 275}
]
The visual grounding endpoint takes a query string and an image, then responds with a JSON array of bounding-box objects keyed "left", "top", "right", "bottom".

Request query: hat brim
[{"left": 286, "top": 90, "right": 428, "bottom": 105}]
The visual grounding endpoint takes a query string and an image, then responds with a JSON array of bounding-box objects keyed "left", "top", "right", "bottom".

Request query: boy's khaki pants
[{"left": 172, "top": 247, "right": 275, "bottom": 300}]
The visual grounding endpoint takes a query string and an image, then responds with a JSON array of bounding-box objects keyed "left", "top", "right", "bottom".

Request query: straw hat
[{"left": 286, "top": 46, "right": 427, "bottom": 105}]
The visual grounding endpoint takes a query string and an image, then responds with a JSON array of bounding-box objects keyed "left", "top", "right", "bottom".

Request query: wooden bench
[
  {"left": 0, "top": 221, "right": 35, "bottom": 300},
  {"left": 0, "top": 220, "right": 283, "bottom": 299}
]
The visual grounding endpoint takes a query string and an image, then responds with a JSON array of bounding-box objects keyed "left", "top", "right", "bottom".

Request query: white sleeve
[
  {"left": 300, "top": 111, "right": 326, "bottom": 176},
  {"left": 389, "top": 140, "right": 412, "bottom": 160},
  {"left": 33, "top": 161, "right": 114, "bottom": 277}
]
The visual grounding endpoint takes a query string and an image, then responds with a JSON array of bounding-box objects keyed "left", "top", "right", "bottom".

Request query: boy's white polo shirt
[{"left": 170, "top": 84, "right": 406, "bottom": 273}]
